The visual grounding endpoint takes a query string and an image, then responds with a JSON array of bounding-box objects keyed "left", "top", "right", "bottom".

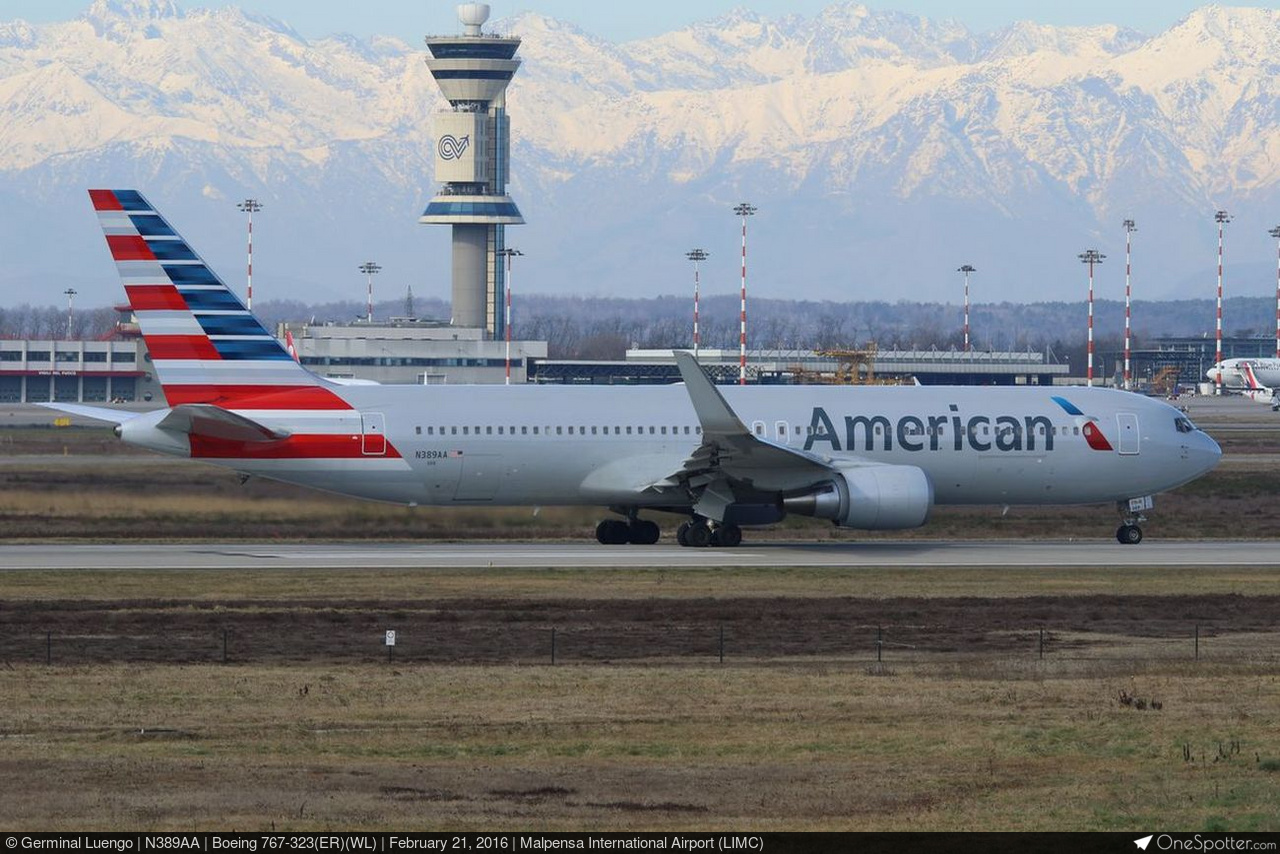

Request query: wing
[{"left": 645, "top": 352, "right": 844, "bottom": 520}]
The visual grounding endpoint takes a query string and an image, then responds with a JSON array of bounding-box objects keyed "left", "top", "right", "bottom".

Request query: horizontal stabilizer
[
  {"left": 35, "top": 402, "right": 144, "bottom": 425},
  {"left": 156, "top": 404, "right": 290, "bottom": 443}
]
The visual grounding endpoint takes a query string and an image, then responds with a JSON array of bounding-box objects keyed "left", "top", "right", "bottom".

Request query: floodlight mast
[
  {"left": 358, "top": 261, "right": 382, "bottom": 322},
  {"left": 686, "top": 249, "right": 709, "bottom": 358},
  {"left": 237, "top": 199, "right": 262, "bottom": 310},
  {"left": 1078, "top": 250, "right": 1105, "bottom": 388},
  {"left": 733, "top": 203, "right": 757, "bottom": 385},
  {"left": 1214, "top": 210, "right": 1231, "bottom": 395},
  {"left": 1122, "top": 219, "right": 1137, "bottom": 390},
  {"left": 497, "top": 248, "right": 523, "bottom": 384},
  {"left": 956, "top": 265, "right": 976, "bottom": 352},
  {"left": 63, "top": 288, "right": 77, "bottom": 341},
  {"left": 1270, "top": 226, "right": 1280, "bottom": 359}
]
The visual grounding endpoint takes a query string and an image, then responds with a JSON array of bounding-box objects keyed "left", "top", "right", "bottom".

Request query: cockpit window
[{"left": 1174, "top": 417, "right": 1195, "bottom": 434}]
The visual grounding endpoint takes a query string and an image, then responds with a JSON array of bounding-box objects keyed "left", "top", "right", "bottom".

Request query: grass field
[{"left": 0, "top": 567, "right": 1277, "bottom": 831}]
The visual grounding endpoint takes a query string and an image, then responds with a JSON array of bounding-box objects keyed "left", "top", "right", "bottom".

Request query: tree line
[{"left": 4, "top": 294, "right": 1275, "bottom": 376}]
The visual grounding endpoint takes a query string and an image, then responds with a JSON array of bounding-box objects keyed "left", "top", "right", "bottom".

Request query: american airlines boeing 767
[{"left": 52, "top": 190, "right": 1221, "bottom": 546}]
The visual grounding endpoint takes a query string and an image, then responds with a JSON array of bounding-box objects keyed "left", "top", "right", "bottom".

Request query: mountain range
[{"left": 0, "top": 0, "right": 1277, "bottom": 318}]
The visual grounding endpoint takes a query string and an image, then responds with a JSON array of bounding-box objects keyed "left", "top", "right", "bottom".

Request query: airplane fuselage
[{"left": 121, "top": 381, "right": 1220, "bottom": 512}]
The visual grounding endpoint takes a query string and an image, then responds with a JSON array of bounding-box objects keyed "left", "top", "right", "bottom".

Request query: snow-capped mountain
[{"left": 1, "top": 0, "right": 1277, "bottom": 312}]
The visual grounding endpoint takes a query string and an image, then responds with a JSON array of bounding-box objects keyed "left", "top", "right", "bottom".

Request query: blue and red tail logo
[{"left": 1051, "top": 396, "right": 1114, "bottom": 451}]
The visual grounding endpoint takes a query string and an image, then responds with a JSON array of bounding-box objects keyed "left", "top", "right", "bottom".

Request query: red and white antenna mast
[
  {"left": 237, "top": 199, "right": 262, "bottom": 311},
  {"left": 1214, "top": 210, "right": 1231, "bottom": 395},
  {"left": 733, "top": 202, "right": 756, "bottom": 385},
  {"left": 686, "top": 249, "right": 708, "bottom": 358},
  {"left": 1079, "top": 250, "right": 1105, "bottom": 388},
  {"left": 359, "top": 261, "right": 381, "bottom": 322},
  {"left": 497, "top": 248, "right": 523, "bottom": 384},
  {"left": 957, "top": 265, "right": 976, "bottom": 352},
  {"left": 1122, "top": 219, "right": 1136, "bottom": 391},
  {"left": 1270, "top": 226, "right": 1280, "bottom": 359}
]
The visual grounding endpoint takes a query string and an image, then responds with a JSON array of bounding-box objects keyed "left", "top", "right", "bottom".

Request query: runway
[{"left": 2, "top": 540, "right": 1278, "bottom": 570}]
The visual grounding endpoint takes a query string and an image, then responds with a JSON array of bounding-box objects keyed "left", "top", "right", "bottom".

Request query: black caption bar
[{"left": 3, "top": 834, "right": 1278, "bottom": 854}]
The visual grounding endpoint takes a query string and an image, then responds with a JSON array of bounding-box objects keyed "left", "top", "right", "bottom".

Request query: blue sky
[{"left": 5, "top": 1, "right": 1271, "bottom": 42}]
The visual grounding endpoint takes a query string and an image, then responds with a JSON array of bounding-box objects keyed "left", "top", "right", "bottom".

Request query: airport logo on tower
[{"left": 438, "top": 134, "right": 470, "bottom": 160}]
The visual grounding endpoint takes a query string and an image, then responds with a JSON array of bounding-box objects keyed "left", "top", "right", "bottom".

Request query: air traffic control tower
[{"left": 420, "top": 3, "right": 524, "bottom": 338}]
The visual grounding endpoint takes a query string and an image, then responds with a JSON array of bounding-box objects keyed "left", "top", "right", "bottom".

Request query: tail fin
[
  {"left": 284, "top": 329, "right": 299, "bottom": 362},
  {"left": 1243, "top": 363, "right": 1262, "bottom": 390},
  {"left": 89, "top": 189, "right": 337, "bottom": 408}
]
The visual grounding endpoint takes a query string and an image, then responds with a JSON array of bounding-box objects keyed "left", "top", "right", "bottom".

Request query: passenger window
[
  {"left": 557, "top": 426, "right": 563, "bottom": 435},
  {"left": 661, "top": 427, "right": 667, "bottom": 435},
  {"left": 626, "top": 426, "right": 632, "bottom": 435},
  {"left": 486, "top": 426, "right": 493, "bottom": 435},
  {"left": 533, "top": 427, "right": 540, "bottom": 435},
  {"left": 591, "top": 426, "right": 598, "bottom": 435},
  {"left": 415, "top": 426, "right": 422, "bottom": 435},
  {"left": 522, "top": 426, "right": 528, "bottom": 435},
  {"left": 463, "top": 427, "right": 469, "bottom": 435},
  {"left": 649, "top": 426, "right": 655, "bottom": 435},
  {"left": 451, "top": 426, "right": 457, "bottom": 435}
]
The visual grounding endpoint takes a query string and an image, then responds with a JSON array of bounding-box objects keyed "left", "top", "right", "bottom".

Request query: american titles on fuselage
[{"left": 803, "top": 404, "right": 1064, "bottom": 454}]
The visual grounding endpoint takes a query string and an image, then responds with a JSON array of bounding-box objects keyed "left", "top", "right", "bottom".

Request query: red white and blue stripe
[{"left": 90, "top": 189, "right": 405, "bottom": 465}]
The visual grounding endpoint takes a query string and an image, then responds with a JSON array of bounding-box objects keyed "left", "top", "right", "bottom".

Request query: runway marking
[{"left": 2, "top": 541, "right": 1279, "bottom": 570}]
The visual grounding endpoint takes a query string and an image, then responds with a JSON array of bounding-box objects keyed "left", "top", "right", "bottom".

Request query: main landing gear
[
  {"left": 676, "top": 518, "right": 742, "bottom": 548},
  {"left": 595, "top": 517, "right": 659, "bottom": 545}
]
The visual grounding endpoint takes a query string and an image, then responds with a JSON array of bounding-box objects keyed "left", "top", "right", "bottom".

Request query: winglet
[{"left": 674, "top": 351, "right": 750, "bottom": 437}]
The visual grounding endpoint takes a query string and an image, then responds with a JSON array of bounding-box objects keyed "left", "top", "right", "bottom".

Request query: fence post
[{"left": 876, "top": 625, "right": 883, "bottom": 663}]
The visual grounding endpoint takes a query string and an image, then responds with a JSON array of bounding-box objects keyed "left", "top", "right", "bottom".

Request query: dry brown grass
[{"left": 0, "top": 662, "right": 1277, "bottom": 831}]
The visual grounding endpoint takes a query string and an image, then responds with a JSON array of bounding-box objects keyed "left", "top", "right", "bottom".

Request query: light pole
[
  {"left": 62, "top": 288, "right": 77, "bottom": 341},
  {"left": 956, "top": 265, "right": 976, "bottom": 352},
  {"left": 1122, "top": 219, "right": 1136, "bottom": 390},
  {"left": 686, "top": 249, "right": 709, "bottom": 358},
  {"left": 1214, "top": 210, "right": 1231, "bottom": 394},
  {"left": 358, "top": 261, "right": 381, "bottom": 322},
  {"left": 733, "top": 203, "right": 756, "bottom": 385},
  {"left": 497, "top": 248, "right": 523, "bottom": 384},
  {"left": 1079, "top": 250, "right": 1105, "bottom": 387},
  {"left": 237, "top": 199, "right": 262, "bottom": 311},
  {"left": 1270, "top": 226, "right": 1280, "bottom": 359}
]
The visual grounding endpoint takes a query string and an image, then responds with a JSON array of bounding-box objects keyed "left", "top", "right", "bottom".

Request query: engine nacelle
[{"left": 783, "top": 464, "right": 933, "bottom": 530}]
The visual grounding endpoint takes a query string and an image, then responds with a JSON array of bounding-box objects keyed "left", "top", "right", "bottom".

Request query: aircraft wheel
[
  {"left": 676, "top": 521, "right": 690, "bottom": 547},
  {"left": 711, "top": 523, "right": 742, "bottom": 548},
  {"left": 1116, "top": 524, "right": 1143, "bottom": 545},
  {"left": 629, "top": 519, "right": 661, "bottom": 545},
  {"left": 684, "top": 521, "right": 711, "bottom": 548},
  {"left": 596, "top": 519, "right": 629, "bottom": 545}
]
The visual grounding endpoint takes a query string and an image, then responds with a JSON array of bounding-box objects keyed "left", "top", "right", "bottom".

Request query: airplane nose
[{"left": 1191, "top": 431, "right": 1222, "bottom": 475}]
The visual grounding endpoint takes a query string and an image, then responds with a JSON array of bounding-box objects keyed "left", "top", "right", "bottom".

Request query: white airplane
[
  {"left": 49, "top": 190, "right": 1222, "bottom": 546},
  {"left": 1207, "top": 358, "right": 1280, "bottom": 409}
]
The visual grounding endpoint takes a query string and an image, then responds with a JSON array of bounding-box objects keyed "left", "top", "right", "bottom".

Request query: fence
[{"left": 4, "top": 622, "right": 1277, "bottom": 667}]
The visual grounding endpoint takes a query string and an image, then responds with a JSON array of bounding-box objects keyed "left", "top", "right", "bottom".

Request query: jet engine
[{"left": 782, "top": 463, "right": 933, "bottom": 530}]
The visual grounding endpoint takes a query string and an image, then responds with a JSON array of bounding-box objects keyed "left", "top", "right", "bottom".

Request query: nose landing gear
[{"left": 1116, "top": 495, "right": 1152, "bottom": 545}]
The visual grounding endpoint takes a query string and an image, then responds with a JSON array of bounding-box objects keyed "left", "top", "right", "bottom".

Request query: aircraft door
[
  {"left": 361, "top": 412, "right": 387, "bottom": 456},
  {"left": 1116, "top": 413, "right": 1139, "bottom": 455},
  {"left": 775, "top": 421, "right": 790, "bottom": 443}
]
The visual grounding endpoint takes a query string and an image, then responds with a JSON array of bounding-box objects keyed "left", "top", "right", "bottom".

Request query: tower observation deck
[{"left": 420, "top": 3, "right": 524, "bottom": 337}]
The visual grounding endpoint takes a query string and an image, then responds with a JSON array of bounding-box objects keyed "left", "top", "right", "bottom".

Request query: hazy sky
[{"left": 6, "top": 1, "right": 1272, "bottom": 43}]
